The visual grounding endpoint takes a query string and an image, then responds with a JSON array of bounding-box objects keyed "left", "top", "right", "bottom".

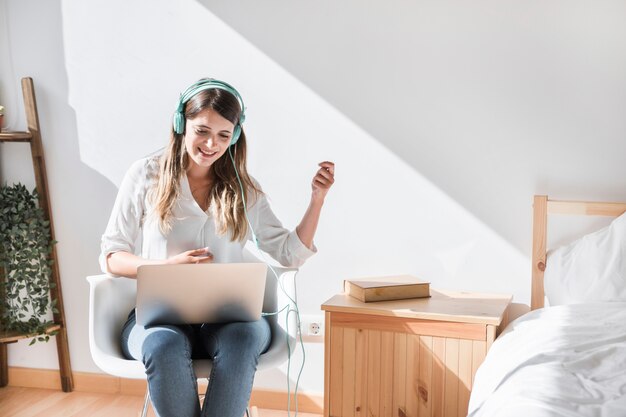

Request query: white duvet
[{"left": 468, "top": 302, "right": 626, "bottom": 417}]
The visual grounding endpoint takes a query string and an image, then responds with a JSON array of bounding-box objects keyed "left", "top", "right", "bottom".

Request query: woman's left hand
[{"left": 311, "top": 161, "right": 335, "bottom": 202}]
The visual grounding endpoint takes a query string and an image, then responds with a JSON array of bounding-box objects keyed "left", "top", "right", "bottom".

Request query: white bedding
[{"left": 468, "top": 302, "right": 626, "bottom": 417}]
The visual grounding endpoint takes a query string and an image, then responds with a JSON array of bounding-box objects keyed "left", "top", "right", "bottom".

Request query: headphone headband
[{"left": 173, "top": 78, "right": 246, "bottom": 146}]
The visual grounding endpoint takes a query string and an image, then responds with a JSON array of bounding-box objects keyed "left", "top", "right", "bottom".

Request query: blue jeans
[{"left": 121, "top": 309, "right": 271, "bottom": 417}]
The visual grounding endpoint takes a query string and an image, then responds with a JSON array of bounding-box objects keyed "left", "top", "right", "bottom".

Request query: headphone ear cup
[
  {"left": 230, "top": 123, "right": 241, "bottom": 146},
  {"left": 173, "top": 109, "right": 185, "bottom": 134}
]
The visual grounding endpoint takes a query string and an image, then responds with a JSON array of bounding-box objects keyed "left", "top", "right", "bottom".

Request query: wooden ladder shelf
[{"left": 0, "top": 77, "right": 74, "bottom": 392}]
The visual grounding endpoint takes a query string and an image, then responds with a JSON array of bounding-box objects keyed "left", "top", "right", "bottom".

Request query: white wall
[{"left": 1, "top": 0, "right": 626, "bottom": 395}]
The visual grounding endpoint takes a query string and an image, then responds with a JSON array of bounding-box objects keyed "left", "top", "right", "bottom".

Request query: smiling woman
[
  {"left": 99, "top": 78, "right": 335, "bottom": 417},
  {"left": 151, "top": 82, "right": 262, "bottom": 242}
]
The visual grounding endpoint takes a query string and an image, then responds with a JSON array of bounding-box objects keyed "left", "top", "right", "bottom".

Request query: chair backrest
[
  {"left": 243, "top": 250, "right": 298, "bottom": 332},
  {"left": 87, "top": 275, "right": 137, "bottom": 358}
]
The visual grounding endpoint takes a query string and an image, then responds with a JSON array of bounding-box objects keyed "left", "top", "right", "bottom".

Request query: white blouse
[{"left": 99, "top": 155, "right": 316, "bottom": 277}]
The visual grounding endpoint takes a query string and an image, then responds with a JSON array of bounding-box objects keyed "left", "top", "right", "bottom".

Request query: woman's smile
[{"left": 198, "top": 147, "right": 218, "bottom": 158}]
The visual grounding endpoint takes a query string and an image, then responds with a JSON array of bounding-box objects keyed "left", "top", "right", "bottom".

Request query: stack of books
[{"left": 343, "top": 275, "right": 430, "bottom": 303}]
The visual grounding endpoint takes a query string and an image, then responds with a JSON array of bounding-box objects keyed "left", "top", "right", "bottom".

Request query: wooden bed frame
[{"left": 531, "top": 195, "right": 626, "bottom": 310}]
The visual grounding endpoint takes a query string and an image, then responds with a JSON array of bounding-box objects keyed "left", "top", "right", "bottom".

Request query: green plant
[{"left": 0, "top": 183, "right": 58, "bottom": 345}]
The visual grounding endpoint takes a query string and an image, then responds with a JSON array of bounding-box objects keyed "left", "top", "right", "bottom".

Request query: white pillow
[{"left": 544, "top": 211, "right": 626, "bottom": 306}]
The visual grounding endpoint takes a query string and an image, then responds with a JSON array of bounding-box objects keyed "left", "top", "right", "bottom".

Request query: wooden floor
[{"left": 0, "top": 387, "right": 322, "bottom": 417}]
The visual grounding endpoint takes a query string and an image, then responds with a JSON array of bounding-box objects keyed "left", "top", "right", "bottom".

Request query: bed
[{"left": 467, "top": 195, "right": 626, "bottom": 417}]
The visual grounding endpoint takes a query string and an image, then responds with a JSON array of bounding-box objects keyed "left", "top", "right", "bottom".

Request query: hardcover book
[{"left": 343, "top": 275, "right": 430, "bottom": 303}]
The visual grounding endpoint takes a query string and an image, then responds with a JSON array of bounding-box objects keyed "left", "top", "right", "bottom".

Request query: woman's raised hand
[
  {"left": 166, "top": 247, "right": 214, "bottom": 265},
  {"left": 311, "top": 161, "right": 335, "bottom": 202}
]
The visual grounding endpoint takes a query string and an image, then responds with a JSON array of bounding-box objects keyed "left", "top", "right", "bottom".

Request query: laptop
[{"left": 135, "top": 263, "right": 267, "bottom": 326}]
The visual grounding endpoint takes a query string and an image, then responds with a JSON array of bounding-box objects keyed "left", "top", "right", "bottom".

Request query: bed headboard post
[
  {"left": 531, "top": 195, "right": 548, "bottom": 310},
  {"left": 530, "top": 195, "right": 626, "bottom": 311}
]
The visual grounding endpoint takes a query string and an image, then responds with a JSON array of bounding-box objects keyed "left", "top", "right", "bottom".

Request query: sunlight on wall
[{"left": 62, "top": 0, "right": 528, "bottom": 392}]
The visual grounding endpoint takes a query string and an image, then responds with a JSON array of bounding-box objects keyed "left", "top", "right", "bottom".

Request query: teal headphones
[{"left": 172, "top": 78, "right": 246, "bottom": 146}]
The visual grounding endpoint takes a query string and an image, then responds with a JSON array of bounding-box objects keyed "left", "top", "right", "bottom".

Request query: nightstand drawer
[{"left": 330, "top": 312, "right": 488, "bottom": 340}]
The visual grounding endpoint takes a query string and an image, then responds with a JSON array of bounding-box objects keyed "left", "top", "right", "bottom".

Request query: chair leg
[{"left": 141, "top": 386, "right": 150, "bottom": 417}]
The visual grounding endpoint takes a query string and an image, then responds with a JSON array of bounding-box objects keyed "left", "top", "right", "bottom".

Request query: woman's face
[{"left": 184, "top": 108, "right": 235, "bottom": 171}]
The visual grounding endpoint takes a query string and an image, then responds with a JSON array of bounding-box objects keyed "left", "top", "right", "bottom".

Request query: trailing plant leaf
[{"left": 0, "top": 183, "right": 57, "bottom": 344}]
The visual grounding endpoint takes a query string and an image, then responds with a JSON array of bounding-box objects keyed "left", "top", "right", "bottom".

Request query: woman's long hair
[{"left": 148, "top": 85, "right": 261, "bottom": 242}]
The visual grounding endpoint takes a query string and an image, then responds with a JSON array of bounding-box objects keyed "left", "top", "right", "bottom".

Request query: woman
[{"left": 99, "top": 78, "right": 334, "bottom": 417}]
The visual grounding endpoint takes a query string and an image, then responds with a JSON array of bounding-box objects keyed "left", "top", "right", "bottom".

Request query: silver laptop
[{"left": 136, "top": 263, "right": 267, "bottom": 326}]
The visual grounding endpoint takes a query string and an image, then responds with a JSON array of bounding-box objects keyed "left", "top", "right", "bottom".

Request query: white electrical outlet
[{"left": 299, "top": 314, "right": 324, "bottom": 342}]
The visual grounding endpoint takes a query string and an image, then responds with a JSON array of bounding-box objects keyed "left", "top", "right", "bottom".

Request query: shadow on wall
[
  {"left": 200, "top": 0, "right": 626, "bottom": 254},
  {"left": 1, "top": 0, "right": 122, "bottom": 375}
]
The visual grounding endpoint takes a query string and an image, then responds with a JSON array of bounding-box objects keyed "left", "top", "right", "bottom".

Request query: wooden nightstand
[{"left": 321, "top": 289, "right": 512, "bottom": 417}]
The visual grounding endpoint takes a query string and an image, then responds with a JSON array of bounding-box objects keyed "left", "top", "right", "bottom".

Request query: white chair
[{"left": 87, "top": 252, "right": 299, "bottom": 417}]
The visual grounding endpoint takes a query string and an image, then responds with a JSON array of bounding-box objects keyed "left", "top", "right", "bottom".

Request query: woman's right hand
[{"left": 166, "top": 247, "right": 214, "bottom": 265}]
